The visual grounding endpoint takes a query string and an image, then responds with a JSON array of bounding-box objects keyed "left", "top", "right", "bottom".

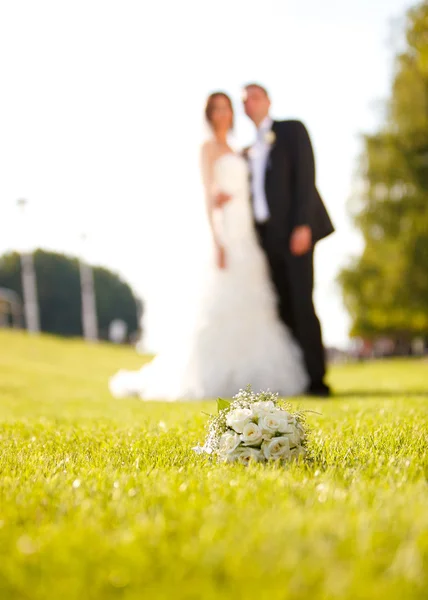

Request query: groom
[{"left": 242, "top": 83, "right": 334, "bottom": 396}]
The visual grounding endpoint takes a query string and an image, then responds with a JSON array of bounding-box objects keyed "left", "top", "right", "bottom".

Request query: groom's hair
[{"left": 244, "top": 83, "right": 270, "bottom": 98}]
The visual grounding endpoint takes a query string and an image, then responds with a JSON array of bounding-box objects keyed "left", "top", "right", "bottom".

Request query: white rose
[
  {"left": 276, "top": 409, "right": 291, "bottom": 421},
  {"left": 262, "top": 436, "right": 291, "bottom": 461},
  {"left": 270, "top": 410, "right": 293, "bottom": 434},
  {"left": 285, "top": 424, "right": 302, "bottom": 448},
  {"left": 278, "top": 420, "right": 294, "bottom": 434},
  {"left": 252, "top": 401, "right": 275, "bottom": 418},
  {"left": 226, "top": 408, "right": 253, "bottom": 433},
  {"left": 218, "top": 432, "right": 241, "bottom": 455},
  {"left": 241, "top": 422, "right": 263, "bottom": 447},
  {"left": 278, "top": 415, "right": 295, "bottom": 434},
  {"left": 230, "top": 447, "right": 263, "bottom": 465},
  {"left": 259, "top": 414, "right": 285, "bottom": 436},
  {"left": 291, "top": 434, "right": 300, "bottom": 448},
  {"left": 254, "top": 400, "right": 275, "bottom": 412}
]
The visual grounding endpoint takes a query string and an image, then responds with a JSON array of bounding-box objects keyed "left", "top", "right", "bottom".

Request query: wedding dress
[{"left": 109, "top": 153, "right": 308, "bottom": 400}]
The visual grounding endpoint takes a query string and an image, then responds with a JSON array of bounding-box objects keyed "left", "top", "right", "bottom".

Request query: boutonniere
[{"left": 264, "top": 130, "right": 276, "bottom": 145}]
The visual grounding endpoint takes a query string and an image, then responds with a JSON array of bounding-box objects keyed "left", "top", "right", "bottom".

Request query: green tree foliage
[
  {"left": 0, "top": 250, "right": 141, "bottom": 341},
  {"left": 339, "top": 1, "right": 428, "bottom": 340}
]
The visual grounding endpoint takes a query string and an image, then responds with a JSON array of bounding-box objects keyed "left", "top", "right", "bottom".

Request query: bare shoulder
[{"left": 200, "top": 140, "right": 217, "bottom": 159}]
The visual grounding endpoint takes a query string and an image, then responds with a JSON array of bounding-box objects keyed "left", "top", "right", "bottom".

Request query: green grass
[{"left": 0, "top": 330, "right": 427, "bottom": 600}]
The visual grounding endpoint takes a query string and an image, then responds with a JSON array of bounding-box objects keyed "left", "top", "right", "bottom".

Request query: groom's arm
[
  {"left": 292, "top": 120, "right": 315, "bottom": 227},
  {"left": 289, "top": 121, "right": 316, "bottom": 255}
]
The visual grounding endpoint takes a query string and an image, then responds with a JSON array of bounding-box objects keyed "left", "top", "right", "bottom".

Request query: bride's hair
[{"left": 205, "top": 92, "right": 234, "bottom": 130}]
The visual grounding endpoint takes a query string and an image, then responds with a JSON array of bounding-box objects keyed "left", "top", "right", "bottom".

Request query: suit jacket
[{"left": 246, "top": 119, "right": 334, "bottom": 247}]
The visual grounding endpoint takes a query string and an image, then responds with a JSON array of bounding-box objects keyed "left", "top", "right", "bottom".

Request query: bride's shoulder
[
  {"left": 200, "top": 141, "right": 238, "bottom": 167},
  {"left": 201, "top": 140, "right": 235, "bottom": 153},
  {"left": 200, "top": 140, "right": 221, "bottom": 165},
  {"left": 201, "top": 139, "right": 216, "bottom": 152},
  {"left": 200, "top": 142, "right": 217, "bottom": 173}
]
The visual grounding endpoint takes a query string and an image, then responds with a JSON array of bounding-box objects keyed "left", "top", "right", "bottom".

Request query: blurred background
[{"left": 1, "top": 0, "right": 427, "bottom": 360}]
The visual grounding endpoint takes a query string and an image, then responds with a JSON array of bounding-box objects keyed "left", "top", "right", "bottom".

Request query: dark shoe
[{"left": 305, "top": 382, "right": 331, "bottom": 397}]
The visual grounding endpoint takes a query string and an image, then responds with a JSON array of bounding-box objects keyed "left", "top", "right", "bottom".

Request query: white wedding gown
[{"left": 109, "top": 153, "right": 308, "bottom": 400}]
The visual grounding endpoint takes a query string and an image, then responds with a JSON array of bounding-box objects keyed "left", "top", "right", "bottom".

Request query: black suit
[{"left": 248, "top": 120, "right": 334, "bottom": 387}]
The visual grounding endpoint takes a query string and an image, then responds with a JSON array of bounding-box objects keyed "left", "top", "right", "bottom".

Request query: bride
[{"left": 109, "top": 92, "right": 308, "bottom": 400}]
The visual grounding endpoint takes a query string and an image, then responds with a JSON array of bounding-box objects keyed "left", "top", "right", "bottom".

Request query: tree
[
  {"left": 0, "top": 250, "right": 141, "bottom": 341},
  {"left": 339, "top": 1, "right": 428, "bottom": 342}
]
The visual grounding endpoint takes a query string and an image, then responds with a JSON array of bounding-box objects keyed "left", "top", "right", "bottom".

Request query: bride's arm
[
  {"left": 200, "top": 142, "right": 222, "bottom": 246},
  {"left": 200, "top": 142, "right": 226, "bottom": 269}
]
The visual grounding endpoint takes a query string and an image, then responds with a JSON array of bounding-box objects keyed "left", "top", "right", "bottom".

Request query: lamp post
[
  {"left": 79, "top": 233, "right": 98, "bottom": 342},
  {"left": 16, "top": 198, "right": 40, "bottom": 334}
]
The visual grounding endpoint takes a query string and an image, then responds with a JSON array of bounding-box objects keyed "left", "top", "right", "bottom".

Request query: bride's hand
[
  {"left": 214, "top": 192, "right": 231, "bottom": 208},
  {"left": 216, "top": 244, "right": 227, "bottom": 270}
]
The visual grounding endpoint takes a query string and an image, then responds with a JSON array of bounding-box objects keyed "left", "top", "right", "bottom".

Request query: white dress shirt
[{"left": 249, "top": 116, "right": 273, "bottom": 223}]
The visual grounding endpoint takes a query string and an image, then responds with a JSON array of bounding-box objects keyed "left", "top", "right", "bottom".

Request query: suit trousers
[{"left": 256, "top": 222, "right": 326, "bottom": 385}]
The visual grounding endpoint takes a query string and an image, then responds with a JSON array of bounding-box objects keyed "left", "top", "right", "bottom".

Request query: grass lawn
[{"left": 0, "top": 330, "right": 427, "bottom": 599}]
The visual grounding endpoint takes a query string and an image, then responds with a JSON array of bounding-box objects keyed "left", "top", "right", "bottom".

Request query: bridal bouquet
[{"left": 194, "top": 388, "right": 308, "bottom": 465}]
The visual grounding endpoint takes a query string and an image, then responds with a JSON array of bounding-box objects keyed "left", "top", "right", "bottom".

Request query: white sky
[{"left": 0, "top": 0, "right": 415, "bottom": 350}]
